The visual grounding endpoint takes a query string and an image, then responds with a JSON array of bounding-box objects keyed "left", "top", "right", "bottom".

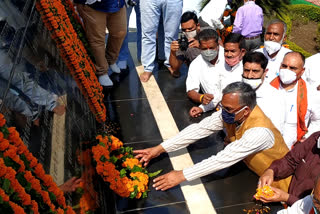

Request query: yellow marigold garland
[
  {"left": 0, "top": 113, "right": 75, "bottom": 213},
  {"left": 92, "top": 135, "right": 162, "bottom": 199},
  {"left": 35, "top": 0, "right": 106, "bottom": 123}
]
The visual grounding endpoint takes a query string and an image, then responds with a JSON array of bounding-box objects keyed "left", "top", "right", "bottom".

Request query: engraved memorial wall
[{"left": 0, "top": 0, "right": 114, "bottom": 213}]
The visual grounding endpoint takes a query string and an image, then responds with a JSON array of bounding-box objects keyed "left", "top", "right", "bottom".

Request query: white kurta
[
  {"left": 277, "top": 83, "right": 320, "bottom": 149},
  {"left": 304, "top": 53, "right": 320, "bottom": 88},
  {"left": 199, "top": 0, "right": 227, "bottom": 30},
  {"left": 256, "top": 47, "right": 292, "bottom": 83},
  {"left": 186, "top": 47, "right": 225, "bottom": 109},
  {"left": 256, "top": 82, "right": 285, "bottom": 135},
  {"left": 277, "top": 195, "right": 313, "bottom": 214}
]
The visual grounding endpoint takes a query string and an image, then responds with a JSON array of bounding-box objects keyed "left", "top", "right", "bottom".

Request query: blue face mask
[
  {"left": 222, "top": 109, "right": 236, "bottom": 124},
  {"left": 221, "top": 106, "right": 247, "bottom": 124},
  {"left": 313, "top": 206, "right": 319, "bottom": 214}
]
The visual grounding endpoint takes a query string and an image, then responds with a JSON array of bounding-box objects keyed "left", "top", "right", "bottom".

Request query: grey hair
[
  {"left": 198, "top": 28, "right": 219, "bottom": 43},
  {"left": 222, "top": 82, "right": 257, "bottom": 109},
  {"left": 267, "top": 19, "right": 287, "bottom": 36}
]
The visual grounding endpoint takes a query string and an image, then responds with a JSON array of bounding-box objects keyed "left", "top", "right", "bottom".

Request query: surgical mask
[
  {"left": 221, "top": 106, "right": 247, "bottom": 124},
  {"left": 264, "top": 40, "right": 282, "bottom": 55},
  {"left": 184, "top": 30, "right": 197, "bottom": 39},
  {"left": 242, "top": 76, "right": 263, "bottom": 90},
  {"left": 201, "top": 49, "right": 218, "bottom": 62},
  {"left": 225, "top": 54, "right": 241, "bottom": 67},
  {"left": 313, "top": 205, "right": 319, "bottom": 214},
  {"left": 279, "top": 69, "right": 297, "bottom": 85}
]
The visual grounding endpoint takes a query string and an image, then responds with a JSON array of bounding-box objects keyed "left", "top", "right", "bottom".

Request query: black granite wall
[{"left": 0, "top": 1, "right": 114, "bottom": 213}]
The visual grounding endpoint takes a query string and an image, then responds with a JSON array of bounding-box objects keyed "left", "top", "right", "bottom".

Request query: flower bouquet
[
  {"left": 92, "top": 135, "right": 162, "bottom": 199},
  {"left": 0, "top": 113, "right": 75, "bottom": 214}
]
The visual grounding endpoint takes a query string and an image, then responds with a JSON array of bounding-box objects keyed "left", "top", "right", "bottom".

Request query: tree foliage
[{"left": 201, "top": 0, "right": 290, "bottom": 18}]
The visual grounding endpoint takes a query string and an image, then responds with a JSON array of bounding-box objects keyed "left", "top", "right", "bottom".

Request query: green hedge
[
  {"left": 291, "top": 0, "right": 320, "bottom": 7},
  {"left": 278, "top": 4, "right": 320, "bottom": 55},
  {"left": 289, "top": 4, "right": 320, "bottom": 21},
  {"left": 286, "top": 41, "right": 312, "bottom": 57}
]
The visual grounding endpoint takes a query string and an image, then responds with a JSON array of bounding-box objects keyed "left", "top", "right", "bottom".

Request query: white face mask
[
  {"left": 184, "top": 30, "right": 197, "bottom": 39},
  {"left": 279, "top": 69, "right": 297, "bottom": 85},
  {"left": 264, "top": 40, "right": 282, "bottom": 55},
  {"left": 242, "top": 76, "right": 263, "bottom": 90},
  {"left": 201, "top": 49, "right": 218, "bottom": 62}
]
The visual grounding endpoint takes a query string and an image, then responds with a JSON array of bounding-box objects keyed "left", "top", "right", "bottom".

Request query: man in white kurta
[
  {"left": 270, "top": 52, "right": 320, "bottom": 149},
  {"left": 256, "top": 20, "right": 291, "bottom": 83},
  {"left": 303, "top": 53, "right": 320, "bottom": 90},
  {"left": 189, "top": 33, "right": 246, "bottom": 117},
  {"left": 186, "top": 28, "right": 225, "bottom": 111},
  {"left": 241, "top": 51, "right": 285, "bottom": 134}
]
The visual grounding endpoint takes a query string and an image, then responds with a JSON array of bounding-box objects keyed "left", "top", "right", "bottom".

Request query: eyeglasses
[{"left": 217, "top": 102, "right": 247, "bottom": 114}]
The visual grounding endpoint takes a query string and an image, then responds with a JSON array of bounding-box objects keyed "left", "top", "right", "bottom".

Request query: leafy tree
[{"left": 201, "top": 0, "right": 290, "bottom": 18}]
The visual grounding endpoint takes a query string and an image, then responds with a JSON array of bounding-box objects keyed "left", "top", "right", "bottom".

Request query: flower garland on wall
[
  {"left": 92, "top": 135, "right": 162, "bottom": 199},
  {"left": 35, "top": 0, "right": 106, "bottom": 123},
  {"left": 60, "top": 0, "right": 94, "bottom": 61},
  {"left": 0, "top": 113, "right": 75, "bottom": 213}
]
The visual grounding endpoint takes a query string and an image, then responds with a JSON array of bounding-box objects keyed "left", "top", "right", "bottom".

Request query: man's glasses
[{"left": 217, "top": 102, "right": 247, "bottom": 114}]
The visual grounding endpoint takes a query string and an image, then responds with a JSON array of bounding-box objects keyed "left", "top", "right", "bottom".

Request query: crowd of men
[{"left": 73, "top": 0, "right": 320, "bottom": 213}]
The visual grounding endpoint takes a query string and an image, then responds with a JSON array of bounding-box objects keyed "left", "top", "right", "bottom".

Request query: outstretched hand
[
  {"left": 133, "top": 145, "right": 165, "bottom": 167},
  {"left": 59, "top": 177, "right": 82, "bottom": 193},
  {"left": 153, "top": 170, "right": 186, "bottom": 191}
]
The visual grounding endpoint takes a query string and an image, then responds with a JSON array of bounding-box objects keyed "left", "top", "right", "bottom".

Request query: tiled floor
[{"left": 103, "top": 33, "right": 285, "bottom": 214}]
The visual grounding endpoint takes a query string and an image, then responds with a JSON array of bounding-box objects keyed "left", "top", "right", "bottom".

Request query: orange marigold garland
[
  {"left": 35, "top": 0, "right": 106, "bottom": 123},
  {"left": 92, "top": 135, "right": 162, "bottom": 199},
  {"left": 0, "top": 113, "right": 76, "bottom": 213}
]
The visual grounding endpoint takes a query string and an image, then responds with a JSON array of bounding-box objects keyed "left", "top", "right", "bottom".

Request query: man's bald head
[
  {"left": 284, "top": 52, "right": 305, "bottom": 66},
  {"left": 279, "top": 52, "right": 305, "bottom": 86}
]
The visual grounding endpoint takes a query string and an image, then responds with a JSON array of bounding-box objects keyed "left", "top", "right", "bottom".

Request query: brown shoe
[{"left": 167, "top": 67, "right": 180, "bottom": 78}]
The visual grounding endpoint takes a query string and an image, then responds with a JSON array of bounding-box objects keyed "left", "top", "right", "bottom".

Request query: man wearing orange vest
[
  {"left": 134, "top": 82, "right": 291, "bottom": 192},
  {"left": 270, "top": 52, "right": 320, "bottom": 149}
]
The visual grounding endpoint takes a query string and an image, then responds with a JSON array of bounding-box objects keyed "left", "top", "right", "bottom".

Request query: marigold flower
[{"left": 0, "top": 113, "right": 6, "bottom": 127}]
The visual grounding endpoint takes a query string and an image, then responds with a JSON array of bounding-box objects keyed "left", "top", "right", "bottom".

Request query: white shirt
[
  {"left": 199, "top": 61, "right": 243, "bottom": 113},
  {"left": 182, "top": 0, "right": 202, "bottom": 14},
  {"left": 256, "top": 82, "right": 285, "bottom": 134},
  {"left": 277, "top": 195, "right": 313, "bottom": 214},
  {"left": 256, "top": 47, "right": 292, "bottom": 83},
  {"left": 199, "top": 0, "right": 227, "bottom": 30},
  {"left": 186, "top": 47, "right": 225, "bottom": 109},
  {"left": 304, "top": 53, "right": 320, "bottom": 88},
  {"left": 277, "top": 82, "right": 320, "bottom": 148},
  {"left": 220, "top": 61, "right": 244, "bottom": 90},
  {"left": 161, "top": 109, "right": 274, "bottom": 181}
]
